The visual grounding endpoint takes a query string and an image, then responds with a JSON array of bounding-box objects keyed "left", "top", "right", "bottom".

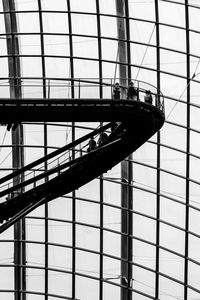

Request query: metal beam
[
  {"left": 2, "top": 1, "right": 25, "bottom": 300},
  {"left": 37, "top": 1, "right": 49, "bottom": 299},
  {"left": 115, "top": 1, "right": 132, "bottom": 300},
  {"left": 66, "top": 1, "right": 76, "bottom": 298},
  {"left": 184, "top": 1, "right": 190, "bottom": 299},
  {"left": 154, "top": 1, "right": 161, "bottom": 299}
]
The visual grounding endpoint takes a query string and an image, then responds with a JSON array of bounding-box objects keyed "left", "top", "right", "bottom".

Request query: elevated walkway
[
  {"left": 0, "top": 98, "right": 162, "bottom": 122},
  {"left": 0, "top": 78, "right": 165, "bottom": 233}
]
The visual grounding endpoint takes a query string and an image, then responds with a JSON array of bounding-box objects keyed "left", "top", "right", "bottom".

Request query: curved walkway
[{"left": 0, "top": 98, "right": 165, "bottom": 233}]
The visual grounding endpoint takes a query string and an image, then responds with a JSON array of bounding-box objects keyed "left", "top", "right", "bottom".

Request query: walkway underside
[
  {"left": 0, "top": 98, "right": 161, "bottom": 122},
  {"left": 0, "top": 99, "right": 164, "bottom": 233}
]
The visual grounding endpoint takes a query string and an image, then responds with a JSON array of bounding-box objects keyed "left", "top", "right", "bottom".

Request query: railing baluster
[
  {"left": 57, "top": 158, "right": 60, "bottom": 175},
  {"left": 78, "top": 79, "right": 81, "bottom": 98},
  {"left": 48, "top": 79, "right": 51, "bottom": 99},
  {"left": 111, "top": 78, "right": 113, "bottom": 99},
  {"left": 33, "top": 171, "right": 36, "bottom": 188}
]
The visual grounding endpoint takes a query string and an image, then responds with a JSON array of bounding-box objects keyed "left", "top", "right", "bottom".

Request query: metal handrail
[
  {"left": 0, "top": 123, "right": 113, "bottom": 198},
  {"left": 0, "top": 77, "right": 165, "bottom": 113}
]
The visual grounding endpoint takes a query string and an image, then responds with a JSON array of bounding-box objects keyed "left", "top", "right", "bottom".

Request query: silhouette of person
[
  {"left": 144, "top": 90, "right": 153, "bottom": 104},
  {"left": 87, "top": 136, "right": 96, "bottom": 152},
  {"left": 113, "top": 82, "right": 120, "bottom": 100},
  {"left": 127, "top": 81, "right": 137, "bottom": 100},
  {"left": 7, "top": 122, "right": 12, "bottom": 131},
  {"left": 6, "top": 122, "right": 19, "bottom": 131},
  {"left": 111, "top": 122, "right": 118, "bottom": 133},
  {"left": 98, "top": 132, "right": 108, "bottom": 145}
]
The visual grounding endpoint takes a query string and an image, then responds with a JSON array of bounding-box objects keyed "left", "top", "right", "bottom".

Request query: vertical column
[
  {"left": 3, "top": 1, "right": 25, "bottom": 299},
  {"left": 115, "top": 0, "right": 127, "bottom": 92},
  {"left": 154, "top": 1, "right": 161, "bottom": 299},
  {"left": 115, "top": 1, "right": 132, "bottom": 300},
  {"left": 124, "top": 3, "right": 132, "bottom": 300},
  {"left": 13, "top": 127, "right": 24, "bottom": 300},
  {"left": 37, "top": 1, "right": 49, "bottom": 299},
  {"left": 184, "top": 1, "right": 190, "bottom": 299},
  {"left": 66, "top": 1, "right": 76, "bottom": 299},
  {"left": 95, "top": 1, "right": 104, "bottom": 300}
]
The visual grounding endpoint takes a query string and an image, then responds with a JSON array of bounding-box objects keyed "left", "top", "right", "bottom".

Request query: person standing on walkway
[
  {"left": 113, "top": 82, "right": 120, "bottom": 100},
  {"left": 144, "top": 90, "right": 153, "bottom": 104},
  {"left": 87, "top": 136, "right": 96, "bottom": 152},
  {"left": 127, "top": 81, "right": 137, "bottom": 100}
]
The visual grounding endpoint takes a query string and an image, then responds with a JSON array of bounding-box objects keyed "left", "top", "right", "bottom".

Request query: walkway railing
[
  {"left": 0, "top": 122, "right": 113, "bottom": 204},
  {"left": 0, "top": 77, "right": 165, "bottom": 113},
  {"left": 0, "top": 79, "right": 165, "bottom": 228}
]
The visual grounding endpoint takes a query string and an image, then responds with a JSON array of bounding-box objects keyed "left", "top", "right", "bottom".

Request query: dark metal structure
[
  {"left": 0, "top": 0, "right": 199, "bottom": 300},
  {"left": 0, "top": 99, "right": 164, "bottom": 228}
]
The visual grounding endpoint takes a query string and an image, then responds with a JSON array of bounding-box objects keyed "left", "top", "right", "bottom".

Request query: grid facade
[{"left": 0, "top": 0, "right": 199, "bottom": 299}]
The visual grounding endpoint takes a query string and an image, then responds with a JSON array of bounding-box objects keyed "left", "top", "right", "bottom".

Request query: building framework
[{"left": 0, "top": 1, "right": 199, "bottom": 300}]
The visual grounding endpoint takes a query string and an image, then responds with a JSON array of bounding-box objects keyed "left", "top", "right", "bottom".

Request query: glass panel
[
  {"left": 70, "top": 0, "right": 96, "bottom": 13},
  {"left": 48, "top": 196, "right": 72, "bottom": 220},
  {"left": 162, "top": 123, "right": 186, "bottom": 152},
  {"left": 41, "top": 0, "right": 67, "bottom": 11},
  {"left": 17, "top": 13, "right": 40, "bottom": 33},
  {"left": 160, "top": 196, "right": 185, "bottom": 229},
  {"left": 189, "top": 234, "right": 200, "bottom": 264},
  {"left": 159, "top": 276, "right": 184, "bottom": 300},
  {"left": 133, "top": 140, "right": 157, "bottom": 168},
  {"left": 132, "top": 163, "right": 157, "bottom": 191},
  {"left": 42, "top": 13, "right": 69, "bottom": 33},
  {"left": 160, "top": 146, "right": 186, "bottom": 177},
  {"left": 20, "top": 35, "right": 41, "bottom": 56},
  {"left": 160, "top": 172, "right": 186, "bottom": 203},
  {"left": 190, "top": 156, "right": 200, "bottom": 182},
  {"left": 16, "top": 0, "right": 38, "bottom": 11},
  {"left": 100, "top": 0, "right": 116, "bottom": 15},
  {"left": 129, "top": 2, "right": 155, "bottom": 21},
  {"left": 133, "top": 240, "right": 156, "bottom": 270},
  {"left": 103, "top": 179, "right": 121, "bottom": 206},
  {"left": 76, "top": 199, "right": 100, "bottom": 226},
  {"left": 48, "top": 270, "right": 72, "bottom": 297},
  {"left": 160, "top": 223, "right": 185, "bottom": 255},
  {"left": 100, "top": 16, "right": 117, "bottom": 39},
  {"left": 26, "top": 243, "right": 45, "bottom": 266},
  {"left": 159, "top": 1, "right": 185, "bottom": 27},
  {"left": 133, "top": 214, "right": 156, "bottom": 244},
  {"left": 26, "top": 218, "right": 45, "bottom": 242},
  {"left": 76, "top": 250, "right": 99, "bottom": 277},
  {"left": 133, "top": 266, "right": 155, "bottom": 298},
  {"left": 76, "top": 179, "right": 100, "bottom": 202},
  {"left": 104, "top": 205, "right": 121, "bottom": 233},
  {"left": 71, "top": 13, "right": 97, "bottom": 36},
  {"left": 76, "top": 275, "right": 99, "bottom": 300},
  {"left": 160, "top": 249, "right": 184, "bottom": 282},
  {"left": 189, "top": 181, "right": 200, "bottom": 209},
  {"left": 104, "top": 230, "right": 120, "bottom": 257},
  {"left": 189, "top": 207, "right": 200, "bottom": 236},
  {"left": 76, "top": 224, "right": 100, "bottom": 252},
  {"left": 190, "top": 106, "right": 200, "bottom": 132},
  {"left": 133, "top": 189, "right": 156, "bottom": 219},
  {"left": 26, "top": 268, "right": 45, "bottom": 294},
  {"left": 0, "top": 267, "right": 14, "bottom": 289},
  {"left": 103, "top": 282, "right": 120, "bottom": 300},
  {"left": 160, "top": 49, "right": 187, "bottom": 78},
  {"left": 188, "top": 261, "right": 200, "bottom": 291},
  {"left": 48, "top": 220, "right": 72, "bottom": 245},
  {"left": 44, "top": 35, "right": 70, "bottom": 56},
  {"left": 103, "top": 256, "right": 120, "bottom": 282},
  {"left": 49, "top": 245, "right": 72, "bottom": 270},
  {"left": 160, "top": 25, "right": 186, "bottom": 52}
]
